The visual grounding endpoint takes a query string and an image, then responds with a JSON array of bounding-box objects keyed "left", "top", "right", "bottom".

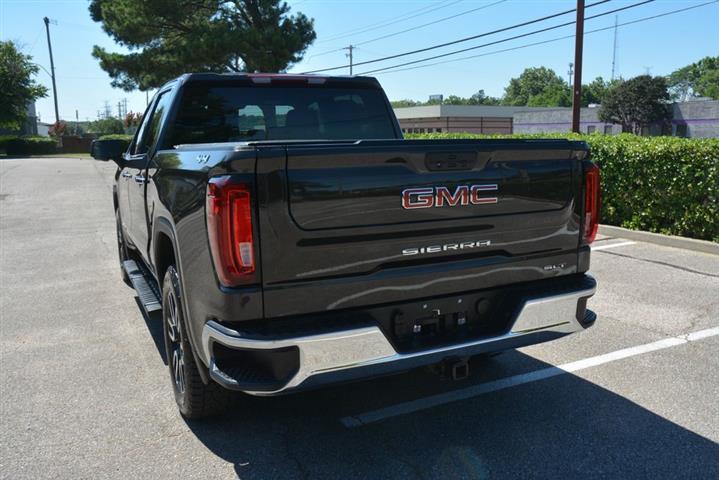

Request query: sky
[{"left": 1, "top": 0, "right": 717, "bottom": 124}]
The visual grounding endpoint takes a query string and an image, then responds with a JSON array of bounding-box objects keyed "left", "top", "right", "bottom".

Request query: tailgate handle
[{"left": 425, "top": 151, "right": 483, "bottom": 171}]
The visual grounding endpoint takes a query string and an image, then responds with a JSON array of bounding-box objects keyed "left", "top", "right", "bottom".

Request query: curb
[{"left": 598, "top": 225, "right": 719, "bottom": 256}]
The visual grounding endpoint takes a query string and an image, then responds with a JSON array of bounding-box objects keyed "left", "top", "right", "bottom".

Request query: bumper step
[
  {"left": 122, "top": 260, "right": 162, "bottom": 313},
  {"left": 202, "top": 274, "right": 598, "bottom": 395}
]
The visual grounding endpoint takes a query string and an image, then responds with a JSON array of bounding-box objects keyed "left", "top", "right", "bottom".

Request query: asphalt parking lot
[{"left": 1, "top": 156, "right": 718, "bottom": 479}]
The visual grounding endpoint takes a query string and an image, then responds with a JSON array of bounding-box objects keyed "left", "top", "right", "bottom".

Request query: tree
[
  {"left": 89, "top": 0, "right": 316, "bottom": 91},
  {"left": 0, "top": 41, "right": 48, "bottom": 130},
  {"left": 599, "top": 75, "right": 671, "bottom": 134},
  {"left": 391, "top": 90, "right": 501, "bottom": 108},
  {"left": 87, "top": 117, "right": 126, "bottom": 135},
  {"left": 502, "top": 67, "right": 571, "bottom": 107},
  {"left": 48, "top": 121, "right": 67, "bottom": 138},
  {"left": 581, "top": 76, "right": 619, "bottom": 106},
  {"left": 667, "top": 56, "right": 719, "bottom": 101},
  {"left": 124, "top": 111, "right": 143, "bottom": 134},
  {"left": 390, "top": 99, "right": 421, "bottom": 108},
  {"left": 467, "top": 90, "right": 501, "bottom": 105}
]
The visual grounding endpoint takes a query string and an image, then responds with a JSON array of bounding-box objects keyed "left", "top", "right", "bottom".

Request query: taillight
[
  {"left": 206, "top": 176, "right": 256, "bottom": 286},
  {"left": 582, "top": 163, "right": 600, "bottom": 245}
]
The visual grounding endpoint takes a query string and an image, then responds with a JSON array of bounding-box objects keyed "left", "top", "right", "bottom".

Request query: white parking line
[
  {"left": 340, "top": 326, "right": 719, "bottom": 428},
  {"left": 592, "top": 241, "right": 636, "bottom": 251}
]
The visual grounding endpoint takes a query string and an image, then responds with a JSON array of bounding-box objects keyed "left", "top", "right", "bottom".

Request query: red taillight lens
[
  {"left": 206, "top": 177, "right": 256, "bottom": 286},
  {"left": 582, "top": 163, "right": 601, "bottom": 245}
]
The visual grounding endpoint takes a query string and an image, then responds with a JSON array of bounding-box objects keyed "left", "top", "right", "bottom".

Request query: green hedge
[
  {"left": 406, "top": 133, "right": 719, "bottom": 242},
  {"left": 1, "top": 136, "right": 57, "bottom": 155},
  {"left": 97, "top": 134, "right": 133, "bottom": 152},
  {"left": 0, "top": 134, "right": 16, "bottom": 153}
]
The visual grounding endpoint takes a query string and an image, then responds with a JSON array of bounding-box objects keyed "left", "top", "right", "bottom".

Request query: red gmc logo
[{"left": 401, "top": 185, "right": 498, "bottom": 210}]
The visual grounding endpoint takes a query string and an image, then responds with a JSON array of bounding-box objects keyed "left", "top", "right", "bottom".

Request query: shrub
[
  {"left": 406, "top": 133, "right": 719, "bottom": 242},
  {"left": 97, "top": 134, "right": 133, "bottom": 153},
  {"left": 3, "top": 136, "right": 57, "bottom": 155},
  {"left": 0, "top": 134, "right": 17, "bottom": 153}
]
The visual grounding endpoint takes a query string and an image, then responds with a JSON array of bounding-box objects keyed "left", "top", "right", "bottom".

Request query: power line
[
  {"left": 317, "top": 0, "right": 463, "bottom": 44},
  {"left": 311, "top": 0, "right": 508, "bottom": 59},
  {"left": 354, "top": 0, "right": 509, "bottom": 47},
  {"left": 358, "top": 0, "right": 654, "bottom": 76},
  {"left": 308, "top": 0, "right": 466, "bottom": 59},
  {"left": 369, "top": 0, "right": 719, "bottom": 76},
  {"left": 302, "top": 0, "right": 613, "bottom": 74},
  {"left": 27, "top": 26, "right": 45, "bottom": 55}
]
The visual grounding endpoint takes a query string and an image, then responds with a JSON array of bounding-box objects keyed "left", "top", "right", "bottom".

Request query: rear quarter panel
[{"left": 147, "top": 147, "right": 263, "bottom": 353}]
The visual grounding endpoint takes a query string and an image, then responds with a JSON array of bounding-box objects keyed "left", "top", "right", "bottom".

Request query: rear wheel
[
  {"left": 116, "top": 211, "right": 130, "bottom": 285},
  {"left": 162, "top": 266, "right": 231, "bottom": 418}
]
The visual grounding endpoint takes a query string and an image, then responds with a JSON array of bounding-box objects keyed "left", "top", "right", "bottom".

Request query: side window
[
  {"left": 237, "top": 105, "right": 266, "bottom": 136},
  {"left": 131, "top": 101, "right": 155, "bottom": 155},
  {"left": 275, "top": 105, "right": 293, "bottom": 127},
  {"left": 134, "top": 91, "right": 172, "bottom": 154}
]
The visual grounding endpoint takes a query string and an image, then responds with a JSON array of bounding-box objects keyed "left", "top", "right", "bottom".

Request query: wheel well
[{"left": 154, "top": 232, "right": 176, "bottom": 283}]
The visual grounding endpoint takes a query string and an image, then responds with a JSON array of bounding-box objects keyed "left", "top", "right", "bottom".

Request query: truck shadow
[
  {"left": 134, "top": 298, "right": 167, "bottom": 365},
  {"left": 178, "top": 351, "right": 719, "bottom": 479}
]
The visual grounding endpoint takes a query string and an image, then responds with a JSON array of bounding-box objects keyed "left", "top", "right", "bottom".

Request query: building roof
[
  {"left": 393, "top": 104, "right": 555, "bottom": 119},
  {"left": 394, "top": 105, "right": 544, "bottom": 119}
]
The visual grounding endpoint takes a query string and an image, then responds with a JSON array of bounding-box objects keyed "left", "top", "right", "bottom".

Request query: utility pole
[
  {"left": 567, "top": 63, "right": 574, "bottom": 87},
  {"left": 571, "top": 0, "right": 585, "bottom": 133},
  {"left": 343, "top": 45, "right": 355, "bottom": 75},
  {"left": 610, "top": 15, "right": 618, "bottom": 81},
  {"left": 43, "top": 17, "right": 59, "bottom": 124},
  {"left": 117, "top": 101, "right": 122, "bottom": 119}
]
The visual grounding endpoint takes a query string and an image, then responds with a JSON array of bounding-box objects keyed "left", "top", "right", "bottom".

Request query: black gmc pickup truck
[{"left": 92, "top": 73, "right": 599, "bottom": 419}]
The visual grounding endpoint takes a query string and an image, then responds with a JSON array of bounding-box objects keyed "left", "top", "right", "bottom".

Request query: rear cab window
[{"left": 165, "top": 81, "right": 398, "bottom": 145}]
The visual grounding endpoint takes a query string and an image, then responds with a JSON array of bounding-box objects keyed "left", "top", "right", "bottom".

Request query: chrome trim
[{"left": 202, "top": 275, "right": 596, "bottom": 395}]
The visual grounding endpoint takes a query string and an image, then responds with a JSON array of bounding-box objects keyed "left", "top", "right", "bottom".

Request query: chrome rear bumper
[{"left": 202, "top": 274, "right": 596, "bottom": 395}]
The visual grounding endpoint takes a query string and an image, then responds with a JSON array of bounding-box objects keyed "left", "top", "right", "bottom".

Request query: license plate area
[{"left": 380, "top": 290, "right": 510, "bottom": 353}]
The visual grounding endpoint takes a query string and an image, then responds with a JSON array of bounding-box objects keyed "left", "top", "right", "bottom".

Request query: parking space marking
[
  {"left": 592, "top": 241, "right": 636, "bottom": 251},
  {"left": 340, "top": 326, "right": 719, "bottom": 428}
]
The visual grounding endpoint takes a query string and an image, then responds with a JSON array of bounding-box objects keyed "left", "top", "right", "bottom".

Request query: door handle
[
  {"left": 121, "top": 171, "right": 132, "bottom": 178},
  {"left": 134, "top": 175, "right": 147, "bottom": 184}
]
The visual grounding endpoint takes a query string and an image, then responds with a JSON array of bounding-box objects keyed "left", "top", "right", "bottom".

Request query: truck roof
[{"left": 159, "top": 72, "right": 382, "bottom": 91}]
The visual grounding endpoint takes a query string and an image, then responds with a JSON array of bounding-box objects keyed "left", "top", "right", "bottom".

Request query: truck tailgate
[{"left": 256, "top": 139, "right": 586, "bottom": 317}]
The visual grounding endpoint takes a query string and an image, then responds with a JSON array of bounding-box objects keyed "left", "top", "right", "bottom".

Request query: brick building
[{"left": 393, "top": 105, "right": 545, "bottom": 135}]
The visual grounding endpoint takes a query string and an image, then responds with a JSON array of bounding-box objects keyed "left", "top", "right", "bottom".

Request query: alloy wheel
[{"left": 165, "top": 290, "right": 186, "bottom": 395}]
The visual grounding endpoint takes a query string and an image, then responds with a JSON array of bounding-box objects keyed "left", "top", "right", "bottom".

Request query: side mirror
[{"left": 91, "top": 139, "right": 128, "bottom": 164}]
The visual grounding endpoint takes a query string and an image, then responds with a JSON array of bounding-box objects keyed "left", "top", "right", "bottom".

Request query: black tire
[
  {"left": 162, "top": 265, "right": 231, "bottom": 419},
  {"left": 116, "top": 210, "right": 131, "bottom": 285}
]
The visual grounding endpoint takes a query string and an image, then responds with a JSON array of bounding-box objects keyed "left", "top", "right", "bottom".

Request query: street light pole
[
  {"left": 43, "top": 17, "right": 60, "bottom": 124},
  {"left": 571, "top": 0, "right": 585, "bottom": 133}
]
